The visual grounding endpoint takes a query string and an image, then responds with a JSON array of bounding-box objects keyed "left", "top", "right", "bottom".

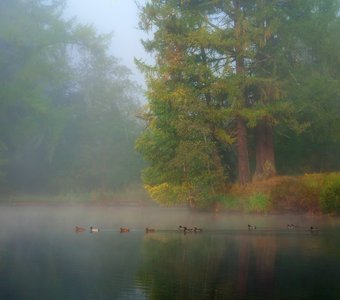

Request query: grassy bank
[
  {"left": 1, "top": 174, "right": 339, "bottom": 214},
  {"left": 218, "top": 172, "right": 340, "bottom": 214}
]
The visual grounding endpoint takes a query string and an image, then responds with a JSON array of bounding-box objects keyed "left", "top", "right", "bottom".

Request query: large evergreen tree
[
  {"left": 137, "top": 0, "right": 340, "bottom": 206},
  {"left": 137, "top": 1, "right": 230, "bottom": 206}
]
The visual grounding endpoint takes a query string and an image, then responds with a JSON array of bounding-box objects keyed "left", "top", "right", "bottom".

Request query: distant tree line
[
  {"left": 136, "top": 0, "right": 340, "bottom": 206},
  {"left": 0, "top": 0, "right": 143, "bottom": 194}
]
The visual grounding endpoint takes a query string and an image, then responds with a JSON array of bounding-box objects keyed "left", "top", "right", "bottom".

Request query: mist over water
[
  {"left": 0, "top": 205, "right": 339, "bottom": 300},
  {"left": 1, "top": 1, "right": 339, "bottom": 298}
]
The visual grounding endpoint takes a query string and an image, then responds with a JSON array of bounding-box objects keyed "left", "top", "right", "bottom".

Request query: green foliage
[
  {"left": 221, "top": 173, "right": 340, "bottom": 213},
  {"left": 244, "top": 193, "right": 271, "bottom": 213},
  {"left": 0, "top": 0, "right": 143, "bottom": 195},
  {"left": 137, "top": 0, "right": 340, "bottom": 210},
  {"left": 219, "top": 195, "right": 242, "bottom": 211},
  {"left": 137, "top": 0, "right": 340, "bottom": 208},
  {"left": 220, "top": 186, "right": 272, "bottom": 213},
  {"left": 320, "top": 174, "right": 340, "bottom": 213}
]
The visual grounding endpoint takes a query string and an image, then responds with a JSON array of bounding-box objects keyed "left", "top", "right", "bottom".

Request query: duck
[
  {"left": 90, "top": 226, "right": 100, "bottom": 233},
  {"left": 179, "top": 225, "right": 195, "bottom": 233},
  {"left": 179, "top": 225, "right": 187, "bottom": 231},
  {"left": 194, "top": 227, "right": 203, "bottom": 232},
  {"left": 75, "top": 226, "right": 85, "bottom": 232},
  {"left": 248, "top": 224, "right": 256, "bottom": 230},
  {"left": 287, "top": 224, "right": 296, "bottom": 230},
  {"left": 145, "top": 228, "right": 156, "bottom": 233},
  {"left": 120, "top": 227, "right": 130, "bottom": 233},
  {"left": 310, "top": 226, "right": 320, "bottom": 233}
]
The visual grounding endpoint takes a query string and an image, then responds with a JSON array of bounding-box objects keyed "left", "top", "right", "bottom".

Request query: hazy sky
[{"left": 65, "top": 0, "right": 150, "bottom": 87}]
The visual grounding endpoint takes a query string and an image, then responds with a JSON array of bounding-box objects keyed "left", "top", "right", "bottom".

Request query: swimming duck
[
  {"left": 120, "top": 227, "right": 130, "bottom": 233},
  {"left": 75, "top": 226, "right": 85, "bottom": 232},
  {"left": 145, "top": 228, "right": 156, "bottom": 233},
  {"left": 90, "top": 226, "right": 99, "bottom": 233},
  {"left": 179, "top": 225, "right": 195, "bottom": 233},
  {"left": 179, "top": 225, "right": 187, "bottom": 231},
  {"left": 287, "top": 224, "right": 296, "bottom": 230},
  {"left": 194, "top": 227, "right": 203, "bottom": 232},
  {"left": 248, "top": 224, "right": 256, "bottom": 230},
  {"left": 310, "top": 226, "right": 320, "bottom": 233}
]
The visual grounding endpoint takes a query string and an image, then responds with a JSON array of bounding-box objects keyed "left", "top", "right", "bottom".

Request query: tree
[
  {"left": 137, "top": 0, "right": 229, "bottom": 206},
  {"left": 51, "top": 26, "right": 143, "bottom": 191},
  {"left": 0, "top": 0, "right": 73, "bottom": 189},
  {"left": 137, "top": 0, "right": 284, "bottom": 188},
  {"left": 274, "top": 0, "right": 340, "bottom": 173},
  {"left": 0, "top": 0, "right": 143, "bottom": 194}
]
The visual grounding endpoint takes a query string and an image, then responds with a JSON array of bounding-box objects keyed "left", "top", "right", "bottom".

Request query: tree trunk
[
  {"left": 234, "top": 0, "right": 250, "bottom": 185},
  {"left": 254, "top": 120, "right": 276, "bottom": 179},
  {"left": 237, "top": 117, "right": 250, "bottom": 184}
]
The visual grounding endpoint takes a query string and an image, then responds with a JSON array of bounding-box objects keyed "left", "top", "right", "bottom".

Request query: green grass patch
[{"left": 243, "top": 193, "right": 271, "bottom": 213}]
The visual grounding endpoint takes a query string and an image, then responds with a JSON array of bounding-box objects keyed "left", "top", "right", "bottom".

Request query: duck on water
[
  {"left": 90, "top": 226, "right": 100, "bottom": 233},
  {"left": 178, "top": 225, "right": 203, "bottom": 233},
  {"left": 75, "top": 226, "right": 85, "bottom": 232},
  {"left": 248, "top": 224, "right": 256, "bottom": 230},
  {"left": 120, "top": 227, "right": 130, "bottom": 233}
]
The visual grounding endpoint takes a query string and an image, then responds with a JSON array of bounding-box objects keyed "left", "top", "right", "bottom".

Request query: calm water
[{"left": 0, "top": 205, "right": 339, "bottom": 300}]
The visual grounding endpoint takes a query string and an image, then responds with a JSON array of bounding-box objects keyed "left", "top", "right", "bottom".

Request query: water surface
[{"left": 0, "top": 205, "right": 339, "bottom": 299}]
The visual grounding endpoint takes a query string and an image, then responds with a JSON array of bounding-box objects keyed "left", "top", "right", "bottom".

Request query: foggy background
[
  {"left": 0, "top": 0, "right": 149, "bottom": 199},
  {"left": 65, "top": 0, "right": 149, "bottom": 87}
]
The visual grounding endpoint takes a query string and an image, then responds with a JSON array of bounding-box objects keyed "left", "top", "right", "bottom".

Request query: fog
[
  {"left": 1, "top": 205, "right": 336, "bottom": 233},
  {"left": 0, "top": 1, "right": 339, "bottom": 298},
  {"left": 0, "top": 1, "right": 339, "bottom": 207},
  {"left": 1, "top": 205, "right": 339, "bottom": 300},
  {"left": 0, "top": 0, "right": 148, "bottom": 197},
  {"left": 65, "top": 0, "right": 149, "bottom": 87}
]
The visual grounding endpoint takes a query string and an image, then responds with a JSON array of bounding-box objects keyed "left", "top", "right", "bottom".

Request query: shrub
[
  {"left": 226, "top": 173, "right": 340, "bottom": 213},
  {"left": 219, "top": 195, "right": 242, "bottom": 211},
  {"left": 320, "top": 177, "right": 340, "bottom": 213},
  {"left": 270, "top": 177, "right": 319, "bottom": 212},
  {"left": 244, "top": 193, "right": 271, "bottom": 213},
  {"left": 300, "top": 173, "right": 324, "bottom": 193}
]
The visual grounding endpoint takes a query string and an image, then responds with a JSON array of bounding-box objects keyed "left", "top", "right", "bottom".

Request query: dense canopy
[{"left": 136, "top": 0, "right": 340, "bottom": 207}]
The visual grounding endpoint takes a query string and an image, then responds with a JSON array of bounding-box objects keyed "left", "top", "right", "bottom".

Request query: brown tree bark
[
  {"left": 237, "top": 117, "right": 250, "bottom": 184},
  {"left": 233, "top": 0, "right": 250, "bottom": 185},
  {"left": 254, "top": 119, "right": 276, "bottom": 179}
]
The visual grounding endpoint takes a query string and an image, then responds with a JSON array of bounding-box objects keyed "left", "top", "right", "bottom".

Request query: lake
[{"left": 0, "top": 205, "right": 339, "bottom": 300}]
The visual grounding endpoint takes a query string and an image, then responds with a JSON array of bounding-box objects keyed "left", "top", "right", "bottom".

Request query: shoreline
[{"left": 0, "top": 200, "right": 338, "bottom": 217}]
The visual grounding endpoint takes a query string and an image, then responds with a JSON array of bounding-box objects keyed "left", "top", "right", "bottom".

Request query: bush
[
  {"left": 320, "top": 178, "right": 340, "bottom": 213},
  {"left": 244, "top": 193, "right": 271, "bottom": 213},
  {"left": 270, "top": 177, "right": 319, "bottom": 212},
  {"left": 219, "top": 195, "right": 242, "bottom": 211},
  {"left": 223, "top": 173, "right": 340, "bottom": 213}
]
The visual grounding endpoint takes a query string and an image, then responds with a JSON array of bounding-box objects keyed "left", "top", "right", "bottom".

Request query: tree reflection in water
[{"left": 137, "top": 231, "right": 340, "bottom": 300}]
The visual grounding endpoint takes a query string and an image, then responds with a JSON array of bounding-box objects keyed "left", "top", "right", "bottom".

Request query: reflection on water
[{"left": 0, "top": 205, "right": 339, "bottom": 300}]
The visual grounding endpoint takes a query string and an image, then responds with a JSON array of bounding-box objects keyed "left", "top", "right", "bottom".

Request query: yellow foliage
[
  {"left": 145, "top": 183, "right": 171, "bottom": 203},
  {"left": 214, "top": 128, "right": 235, "bottom": 145}
]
